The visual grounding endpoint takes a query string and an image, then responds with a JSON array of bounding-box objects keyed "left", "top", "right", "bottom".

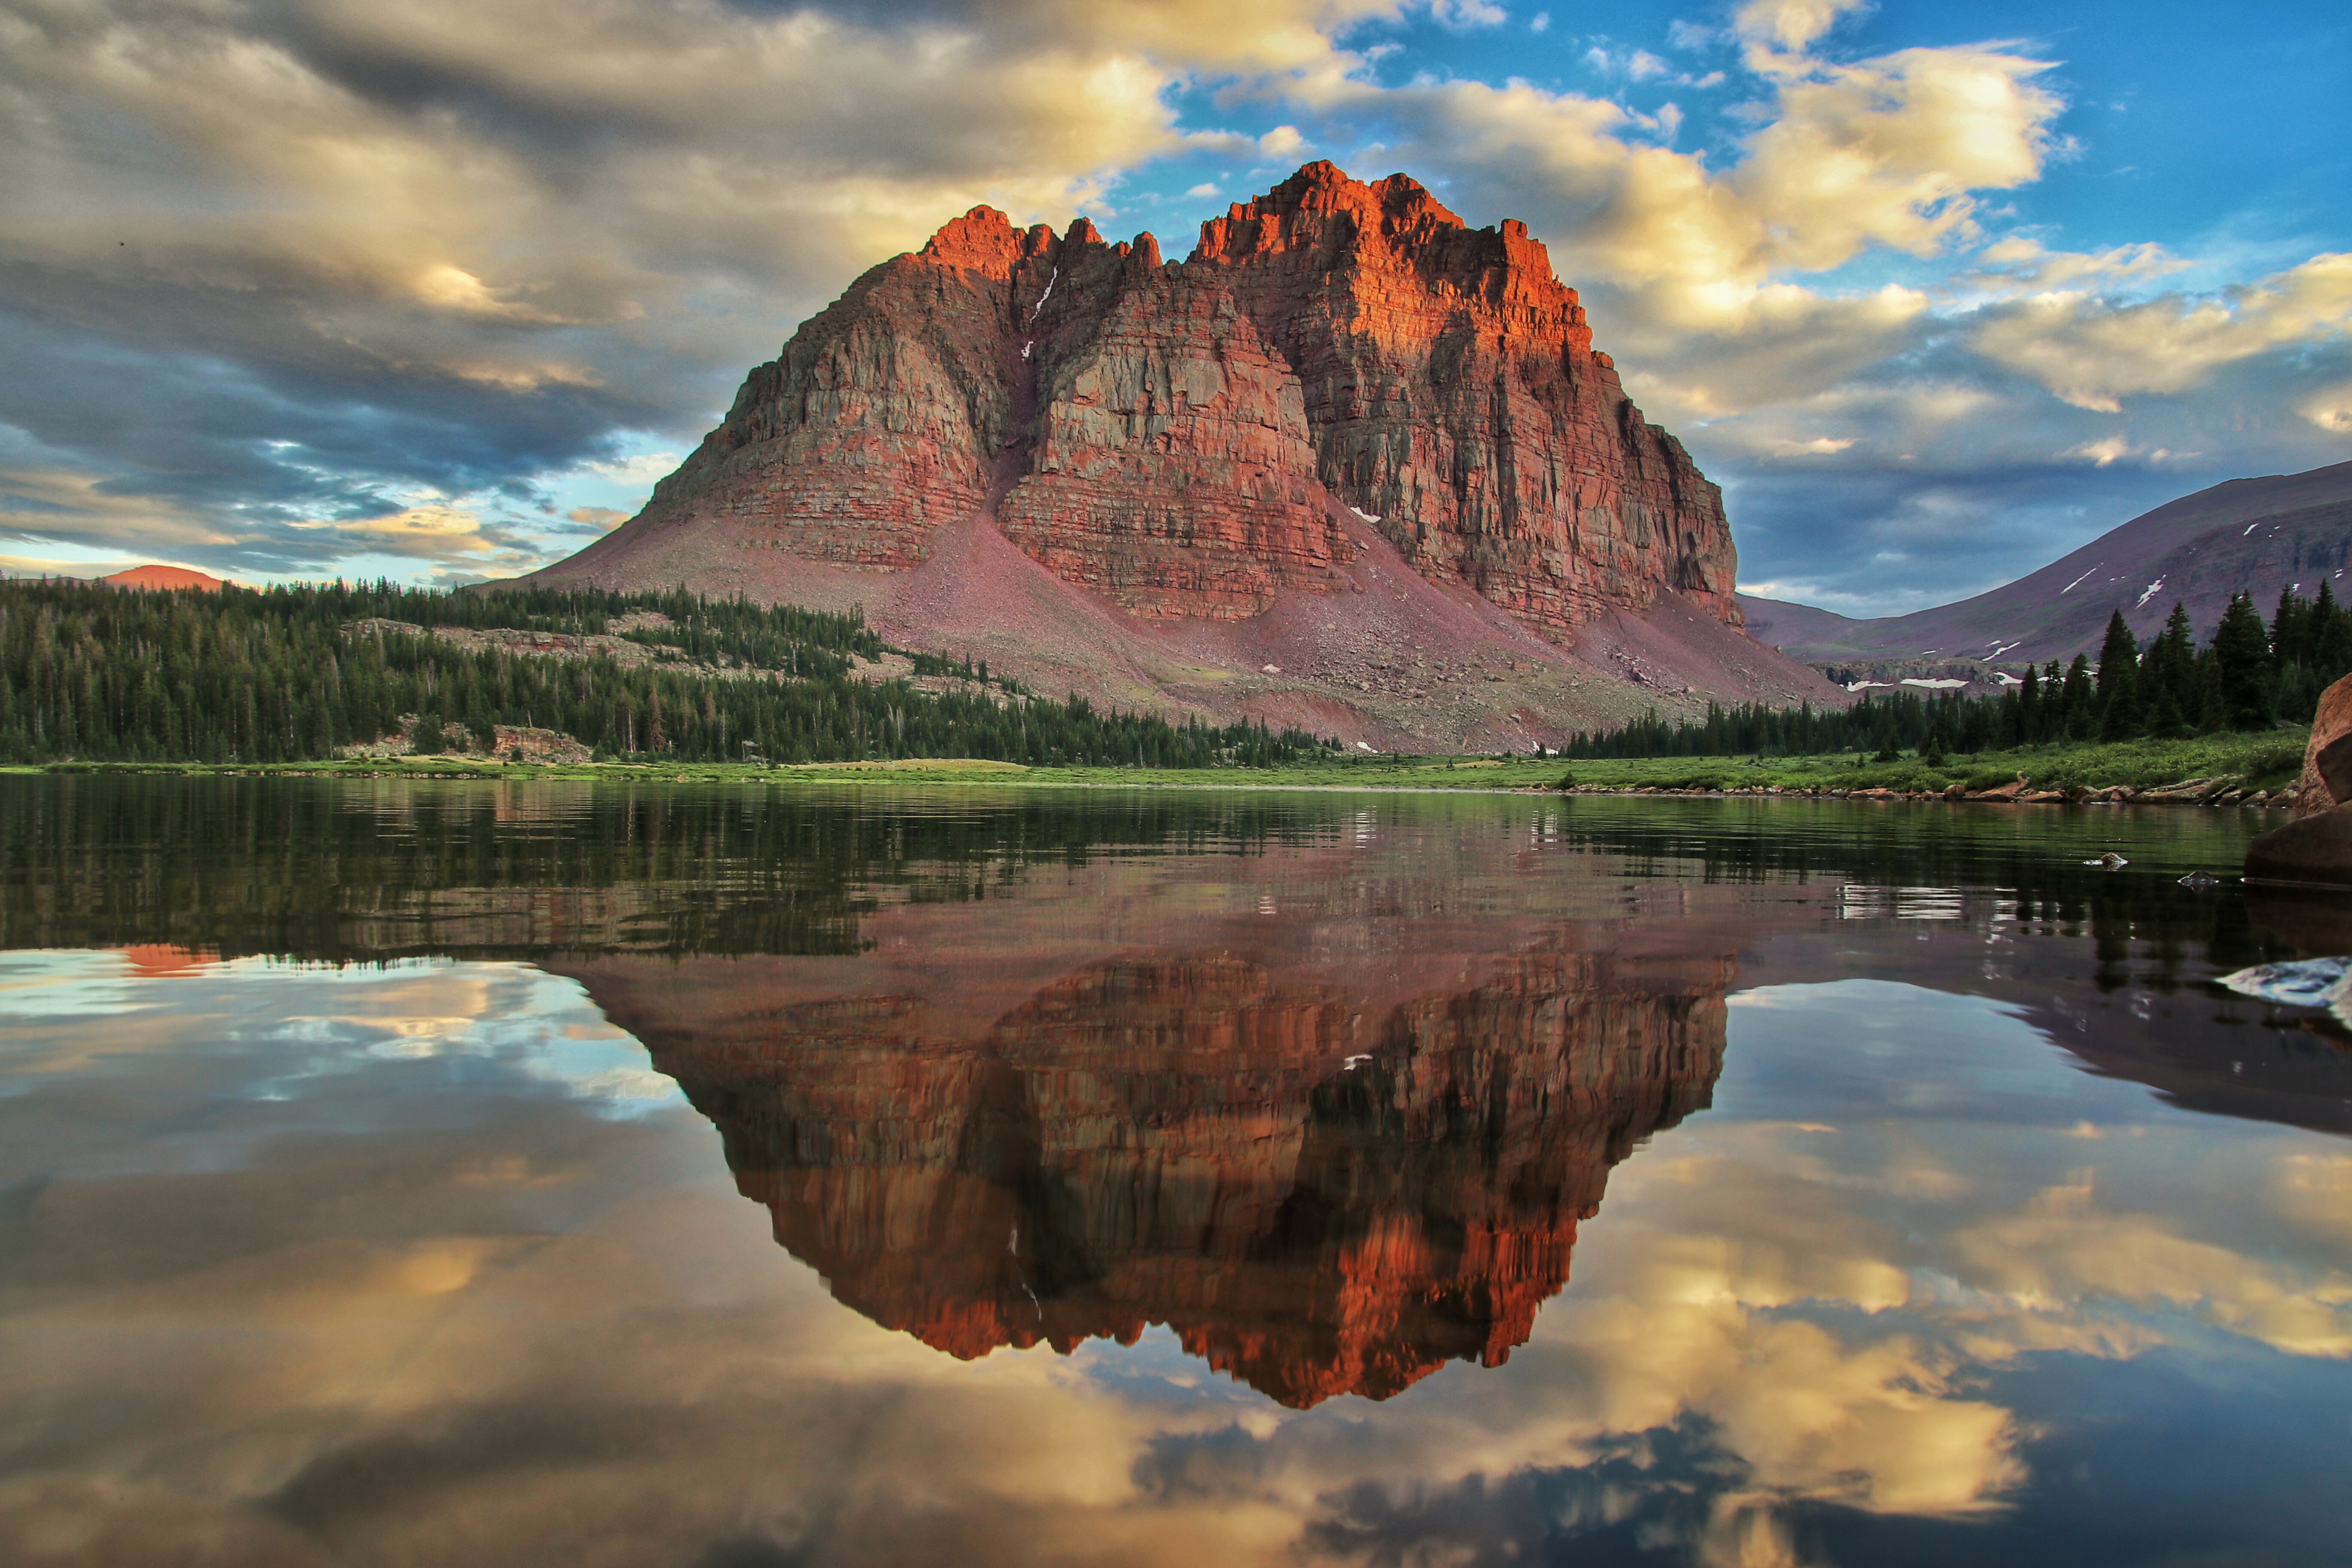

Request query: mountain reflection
[{"left": 569, "top": 939, "right": 1726, "bottom": 1406}]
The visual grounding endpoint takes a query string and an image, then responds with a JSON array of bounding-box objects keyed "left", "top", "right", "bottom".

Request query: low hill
[
  {"left": 1741, "top": 460, "right": 2352, "bottom": 668},
  {"left": 103, "top": 564, "right": 227, "bottom": 592}
]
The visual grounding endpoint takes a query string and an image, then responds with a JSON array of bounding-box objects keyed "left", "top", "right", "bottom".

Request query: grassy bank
[{"left": 11, "top": 727, "right": 2313, "bottom": 798}]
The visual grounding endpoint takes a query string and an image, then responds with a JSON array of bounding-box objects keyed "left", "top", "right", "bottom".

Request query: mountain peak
[{"left": 525, "top": 163, "right": 1834, "bottom": 749}]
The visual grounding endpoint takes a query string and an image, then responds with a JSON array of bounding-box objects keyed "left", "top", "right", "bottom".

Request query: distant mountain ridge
[
  {"left": 1, "top": 564, "right": 228, "bottom": 592},
  {"left": 1741, "top": 461, "right": 2352, "bottom": 670}
]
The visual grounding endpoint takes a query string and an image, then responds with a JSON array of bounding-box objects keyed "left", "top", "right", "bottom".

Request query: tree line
[
  {"left": 0, "top": 580, "right": 1334, "bottom": 768},
  {"left": 1566, "top": 584, "right": 2352, "bottom": 761}
]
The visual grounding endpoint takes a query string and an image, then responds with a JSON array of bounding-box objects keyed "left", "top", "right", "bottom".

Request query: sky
[{"left": 1, "top": 0, "right": 2346, "bottom": 615}]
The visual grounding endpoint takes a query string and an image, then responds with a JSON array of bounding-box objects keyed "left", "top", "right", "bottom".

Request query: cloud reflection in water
[{"left": 2, "top": 944, "right": 2349, "bottom": 1565}]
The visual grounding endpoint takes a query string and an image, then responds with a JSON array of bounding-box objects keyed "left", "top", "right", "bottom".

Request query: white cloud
[
  {"left": 1969, "top": 236, "right": 2190, "bottom": 292},
  {"left": 1421, "top": 0, "right": 1509, "bottom": 27},
  {"left": 292, "top": 502, "right": 551, "bottom": 573},
  {"left": 1971, "top": 253, "right": 2352, "bottom": 411},
  {"left": 2298, "top": 380, "right": 2352, "bottom": 432},
  {"left": 586, "top": 452, "right": 685, "bottom": 486},
  {"left": 1256, "top": 124, "right": 1308, "bottom": 158},
  {"left": 2067, "top": 435, "right": 2132, "bottom": 466},
  {"left": 1734, "top": 0, "right": 1872, "bottom": 58}
]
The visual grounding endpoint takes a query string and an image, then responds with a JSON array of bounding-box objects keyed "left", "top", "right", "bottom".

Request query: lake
[{"left": 2, "top": 776, "right": 2348, "bottom": 1567}]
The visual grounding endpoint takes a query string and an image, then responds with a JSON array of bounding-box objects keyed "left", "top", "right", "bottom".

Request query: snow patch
[
  {"left": 1901, "top": 678, "right": 1969, "bottom": 689},
  {"left": 2060, "top": 566, "right": 2099, "bottom": 594},
  {"left": 1844, "top": 680, "right": 1893, "bottom": 691},
  {"left": 1028, "top": 267, "right": 1058, "bottom": 322},
  {"left": 1355, "top": 741, "right": 1377, "bottom": 753},
  {"left": 1994, "top": 671, "right": 2022, "bottom": 686},
  {"left": 1349, "top": 506, "right": 1382, "bottom": 524},
  {"left": 2133, "top": 578, "right": 2165, "bottom": 609}
]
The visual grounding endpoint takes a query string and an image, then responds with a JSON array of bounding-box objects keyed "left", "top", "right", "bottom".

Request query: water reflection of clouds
[
  {"left": 3, "top": 965, "right": 2349, "bottom": 1566},
  {"left": 0, "top": 950, "right": 675, "bottom": 1116}
]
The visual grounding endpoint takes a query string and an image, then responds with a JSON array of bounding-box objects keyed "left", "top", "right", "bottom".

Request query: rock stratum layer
[{"left": 532, "top": 162, "right": 1837, "bottom": 749}]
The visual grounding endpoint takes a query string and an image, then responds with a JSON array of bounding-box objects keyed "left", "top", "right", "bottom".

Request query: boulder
[
  {"left": 2245, "top": 802, "right": 2352, "bottom": 888},
  {"left": 2291, "top": 673, "right": 2352, "bottom": 817}
]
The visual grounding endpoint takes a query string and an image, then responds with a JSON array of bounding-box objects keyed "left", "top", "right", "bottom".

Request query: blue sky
[{"left": 1, "top": 0, "right": 2346, "bottom": 613}]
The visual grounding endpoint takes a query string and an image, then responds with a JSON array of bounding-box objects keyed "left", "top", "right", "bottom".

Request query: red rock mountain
[
  {"left": 528, "top": 162, "right": 1836, "bottom": 749},
  {"left": 102, "top": 564, "right": 225, "bottom": 592}
]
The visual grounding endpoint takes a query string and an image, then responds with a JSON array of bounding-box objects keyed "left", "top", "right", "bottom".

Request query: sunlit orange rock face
[
  {"left": 101, "top": 565, "right": 225, "bottom": 592},
  {"left": 608, "top": 161, "right": 1735, "bottom": 641},
  {"left": 603, "top": 938, "right": 1727, "bottom": 1407}
]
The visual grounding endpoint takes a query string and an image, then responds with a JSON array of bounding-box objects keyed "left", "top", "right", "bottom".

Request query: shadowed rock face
[
  {"left": 589, "top": 939, "right": 1727, "bottom": 1408},
  {"left": 586, "top": 161, "right": 1736, "bottom": 646}
]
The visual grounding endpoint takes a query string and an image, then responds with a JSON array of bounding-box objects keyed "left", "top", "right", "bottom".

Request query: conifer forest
[
  {"left": 1567, "top": 586, "right": 2352, "bottom": 761},
  {"left": 0, "top": 581, "right": 1332, "bottom": 767}
]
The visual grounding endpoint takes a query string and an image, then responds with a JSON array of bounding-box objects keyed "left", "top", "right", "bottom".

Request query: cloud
[
  {"left": 1257, "top": 124, "right": 1308, "bottom": 158},
  {"left": 1969, "top": 253, "right": 2352, "bottom": 412},
  {"left": 566, "top": 506, "right": 630, "bottom": 532},
  {"left": 294, "top": 502, "right": 556, "bottom": 574},
  {"left": 2299, "top": 380, "right": 2352, "bottom": 433},
  {"left": 1734, "top": 0, "right": 1872, "bottom": 58},
  {"left": 1421, "top": 0, "right": 1509, "bottom": 27},
  {"left": 1968, "top": 235, "right": 2190, "bottom": 291}
]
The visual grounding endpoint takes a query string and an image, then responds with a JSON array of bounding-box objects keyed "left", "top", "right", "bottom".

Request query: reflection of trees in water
[
  {"left": 0, "top": 775, "right": 1353, "bottom": 959},
  {"left": 1549, "top": 801, "right": 2288, "bottom": 988},
  {"left": 627, "top": 942, "right": 1728, "bottom": 1407}
]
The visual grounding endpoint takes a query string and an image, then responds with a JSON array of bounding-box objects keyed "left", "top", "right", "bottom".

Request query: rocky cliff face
[
  {"left": 599, "top": 162, "right": 1736, "bottom": 644},
  {"left": 621, "top": 941, "right": 1726, "bottom": 1407},
  {"left": 1196, "top": 165, "right": 1738, "bottom": 629}
]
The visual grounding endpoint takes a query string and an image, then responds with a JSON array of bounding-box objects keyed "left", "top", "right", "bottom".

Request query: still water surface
[{"left": 2, "top": 777, "right": 2349, "bottom": 1566}]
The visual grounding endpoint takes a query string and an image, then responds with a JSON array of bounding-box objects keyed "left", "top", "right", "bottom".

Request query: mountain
[
  {"left": 1741, "top": 461, "right": 2352, "bottom": 673},
  {"left": 522, "top": 162, "right": 1838, "bottom": 751},
  {"left": 0, "top": 563, "right": 228, "bottom": 591},
  {"left": 102, "top": 564, "right": 226, "bottom": 592}
]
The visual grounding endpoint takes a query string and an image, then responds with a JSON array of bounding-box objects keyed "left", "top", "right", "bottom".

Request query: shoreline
[{"left": 6, "top": 751, "right": 2313, "bottom": 808}]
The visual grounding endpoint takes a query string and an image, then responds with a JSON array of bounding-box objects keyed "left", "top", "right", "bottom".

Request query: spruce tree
[
  {"left": 2271, "top": 585, "right": 2310, "bottom": 667},
  {"left": 2210, "top": 590, "right": 2275, "bottom": 731},
  {"left": 2095, "top": 609, "right": 2143, "bottom": 740},
  {"left": 2146, "top": 601, "right": 2199, "bottom": 716},
  {"left": 2315, "top": 581, "right": 2352, "bottom": 683}
]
